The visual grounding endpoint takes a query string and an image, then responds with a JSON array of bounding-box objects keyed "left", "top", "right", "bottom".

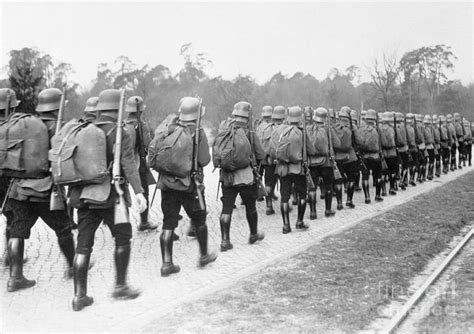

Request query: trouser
[
  {"left": 450, "top": 144, "right": 457, "bottom": 169},
  {"left": 467, "top": 143, "right": 472, "bottom": 165},
  {"left": 361, "top": 158, "right": 382, "bottom": 199},
  {"left": 263, "top": 164, "right": 278, "bottom": 191},
  {"left": 335, "top": 161, "right": 358, "bottom": 204},
  {"left": 458, "top": 141, "right": 465, "bottom": 166},
  {"left": 161, "top": 188, "right": 207, "bottom": 230},
  {"left": 399, "top": 151, "right": 410, "bottom": 186},
  {"left": 385, "top": 156, "right": 399, "bottom": 191},
  {"left": 138, "top": 165, "right": 150, "bottom": 224}
]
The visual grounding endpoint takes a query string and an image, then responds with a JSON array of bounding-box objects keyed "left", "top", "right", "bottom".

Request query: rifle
[
  {"left": 0, "top": 179, "right": 13, "bottom": 216},
  {"left": 349, "top": 113, "right": 368, "bottom": 173},
  {"left": 192, "top": 97, "right": 206, "bottom": 211},
  {"left": 327, "top": 116, "right": 343, "bottom": 181},
  {"left": 135, "top": 98, "right": 156, "bottom": 186},
  {"left": 393, "top": 113, "right": 402, "bottom": 164},
  {"left": 375, "top": 113, "right": 388, "bottom": 171},
  {"left": 248, "top": 106, "right": 268, "bottom": 198},
  {"left": 5, "top": 90, "right": 11, "bottom": 120},
  {"left": 302, "top": 110, "right": 315, "bottom": 190},
  {"left": 404, "top": 116, "right": 414, "bottom": 164},
  {"left": 112, "top": 90, "right": 129, "bottom": 225},
  {"left": 50, "top": 85, "right": 67, "bottom": 211}
]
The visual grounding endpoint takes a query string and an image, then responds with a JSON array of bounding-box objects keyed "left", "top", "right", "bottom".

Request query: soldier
[
  {"left": 380, "top": 112, "right": 398, "bottom": 195},
  {"left": 356, "top": 109, "right": 383, "bottom": 203},
  {"left": 333, "top": 107, "right": 359, "bottom": 209},
  {"left": 423, "top": 115, "right": 436, "bottom": 180},
  {"left": 5, "top": 88, "right": 76, "bottom": 293},
  {"left": 405, "top": 113, "right": 418, "bottom": 185},
  {"left": 395, "top": 112, "right": 410, "bottom": 190},
  {"left": 439, "top": 115, "right": 450, "bottom": 174},
  {"left": 468, "top": 121, "right": 474, "bottom": 166},
  {"left": 124, "top": 96, "right": 157, "bottom": 232},
  {"left": 414, "top": 114, "right": 427, "bottom": 182},
  {"left": 464, "top": 119, "right": 472, "bottom": 166},
  {"left": 446, "top": 114, "right": 458, "bottom": 171},
  {"left": 432, "top": 114, "right": 442, "bottom": 177},
  {"left": 83, "top": 96, "right": 98, "bottom": 121},
  {"left": 68, "top": 89, "right": 147, "bottom": 311},
  {"left": 217, "top": 102, "right": 265, "bottom": 250},
  {"left": 351, "top": 110, "right": 362, "bottom": 192},
  {"left": 307, "top": 107, "right": 337, "bottom": 218},
  {"left": 155, "top": 97, "right": 217, "bottom": 277},
  {"left": 454, "top": 113, "right": 464, "bottom": 168},
  {"left": 277, "top": 106, "right": 316, "bottom": 233}
]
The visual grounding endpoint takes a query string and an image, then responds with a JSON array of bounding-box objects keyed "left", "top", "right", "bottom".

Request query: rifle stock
[
  {"left": 135, "top": 99, "right": 156, "bottom": 186},
  {"left": 376, "top": 113, "right": 388, "bottom": 171},
  {"left": 248, "top": 106, "right": 268, "bottom": 198},
  {"left": 113, "top": 90, "right": 129, "bottom": 225},
  {"left": 192, "top": 97, "right": 206, "bottom": 211},
  {"left": 327, "top": 116, "right": 343, "bottom": 181},
  {"left": 302, "top": 109, "right": 315, "bottom": 190},
  {"left": 349, "top": 113, "right": 368, "bottom": 173}
]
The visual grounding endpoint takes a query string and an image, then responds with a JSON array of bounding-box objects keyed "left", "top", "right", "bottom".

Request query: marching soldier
[
  {"left": 464, "top": 119, "right": 472, "bottom": 166},
  {"left": 124, "top": 96, "right": 157, "bottom": 231},
  {"left": 454, "top": 113, "right": 464, "bottom": 168},
  {"left": 333, "top": 107, "right": 359, "bottom": 209},
  {"left": 380, "top": 112, "right": 398, "bottom": 195},
  {"left": 439, "top": 115, "right": 450, "bottom": 174},
  {"left": 414, "top": 114, "right": 427, "bottom": 182},
  {"left": 432, "top": 114, "right": 442, "bottom": 177},
  {"left": 405, "top": 113, "right": 418, "bottom": 185},
  {"left": 423, "top": 115, "right": 436, "bottom": 180},
  {"left": 83, "top": 96, "right": 98, "bottom": 121},
  {"left": 351, "top": 110, "right": 362, "bottom": 192},
  {"left": 154, "top": 97, "right": 217, "bottom": 277},
  {"left": 278, "top": 106, "right": 316, "bottom": 233},
  {"left": 5, "top": 88, "right": 76, "bottom": 292},
  {"left": 68, "top": 89, "right": 147, "bottom": 311},
  {"left": 356, "top": 109, "right": 383, "bottom": 203},
  {"left": 217, "top": 102, "right": 265, "bottom": 250},
  {"left": 446, "top": 114, "right": 458, "bottom": 171},
  {"left": 395, "top": 112, "right": 410, "bottom": 190},
  {"left": 307, "top": 107, "right": 337, "bottom": 218}
]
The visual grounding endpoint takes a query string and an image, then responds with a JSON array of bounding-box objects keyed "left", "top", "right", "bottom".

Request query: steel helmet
[
  {"left": 84, "top": 97, "right": 99, "bottom": 112},
  {"left": 36, "top": 88, "right": 62, "bottom": 112},
  {"left": 361, "top": 110, "right": 367, "bottom": 120},
  {"left": 423, "top": 115, "right": 432, "bottom": 124},
  {"left": 125, "top": 96, "right": 146, "bottom": 113},
  {"left": 406, "top": 113, "right": 414, "bottom": 119},
  {"left": 415, "top": 114, "right": 423, "bottom": 122},
  {"left": 261, "top": 105, "right": 273, "bottom": 118},
  {"left": 453, "top": 112, "right": 460, "bottom": 120},
  {"left": 96, "top": 89, "right": 121, "bottom": 111},
  {"left": 313, "top": 107, "right": 328, "bottom": 123},
  {"left": 396, "top": 112, "right": 404, "bottom": 120},
  {"left": 232, "top": 101, "right": 252, "bottom": 118},
  {"left": 287, "top": 106, "right": 302, "bottom": 123},
  {"left": 446, "top": 114, "right": 453, "bottom": 122},
  {"left": 366, "top": 109, "right": 377, "bottom": 121},
  {"left": 381, "top": 111, "right": 391, "bottom": 122},
  {"left": 304, "top": 106, "right": 313, "bottom": 120},
  {"left": 432, "top": 114, "right": 438, "bottom": 121},
  {"left": 0, "top": 88, "right": 20, "bottom": 110},
  {"left": 178, "top": 97, "right": 202, "bottom": 121},
  {"left": 272, "top": 105, "right": 286, "bottom": 120},
  {"left": 339, "top": 106, "right": 351, "bottom": 119},
  {"left": 440, "top": 115, "right": 446, "bottom": 122}
]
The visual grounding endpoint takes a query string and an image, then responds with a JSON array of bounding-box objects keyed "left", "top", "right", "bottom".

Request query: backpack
[
  {"left": 380, "top": 125, "right": 395, "bottom": 148},
  {"left": 0, "top": 113, "right": 50, "bottom": 178},
  {"left": 358, "top": 125, "right": 379, "bottom": 153},
  {"left": 307, "top": 124, "right": 329, "bottom": 156},
  {"left": 257, "top": 122, "right": 274, "bottom": 157},
  {"left": 276, "top": 125, "right": 303, "bottom": 163},
  {"left": 212, "top": 119, "right": 252, "bottom": 171},
  {"left": 49, "top": 119, "right": 108, "bottom": 186},
  {"left": 268, "top": 124, "right": 284, "bottom": 160},
  {"left": 148, "top": 121, "right": 193, "bottom": 178},
  {"left": 332, "top": 123, "right": 352, "bottom": 152}
]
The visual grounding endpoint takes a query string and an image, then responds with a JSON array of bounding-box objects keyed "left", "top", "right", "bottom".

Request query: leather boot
[
  {"left": 354, "top": 172, "right": 362, "bottom": 192},
  {"left": 247, "top": 209, "right": 265, "bottom": 244},
  {"left": 219, "top": 214, "right": 233, "bottom": 252},
  {"left": 308, "top": 190, "right": 317, "bottom": 219},
  {"left": 265, "top": 186, "right": 275, "bottom": 215},
  {"left": 409, "top": 167, "right": 417, "bottom": 186},
  {"left": 281, "top": 203, "right": 291, "bottom": 234},
  {"left": 381, "top": 175, "right": 387, "bottom": 196},
  {"left": 427, "top": 164, "right": 433, "bottom": 180},
  {"left": 334, "top": 183, "right": 343, "bottom": 210},
  {"left": 160, "top": 230, "right": 180, "bottom": 277},
  {"left": 375, "top": 178, "right": 384, "bottom": 202},
  {"left": 295, "top": 199, "right": 309, "bottom": 230},
  {"left": 319, "top": 180, "right": 326, "bottom": 199},
  {"left": 195, "top": 224, "right": 217, "bottom": 268},
  {"left": 345, "top": 181, "right": 355, "bottom": 208},
  {"left": 362, "top": 179, "right": 371, "bottom": 204},
  {"left": 435, "top": 161, "right": 441, "bottom": 177},
  {"left": 58, "top": 234, "right": 75, "bottom": 279},
  {"left": 324, "top": 190, "right": 335, "bottom": 217},
  {"left": 399, "top": 169, "right": 407, "bottom": 190},
  {"left": 389, "top": 173, "right": 397, "bottom": 195},
  {"left": 72, "top": 253, "right": 93, "bottom": 311},
  {"left": 7, "top": 238, "right": 35, "bottom": 292},
  {"left": 421, "top": 165, "right": 427, "bottom": 182},
  {"left": 112, "top": 245, "right": 140, "bottom": 299}
]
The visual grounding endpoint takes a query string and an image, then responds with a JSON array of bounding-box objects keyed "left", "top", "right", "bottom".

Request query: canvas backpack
[
  {"left": 358, "top": 124, "right": 380, "bottom": 153},
  {"left": 257, "top": 122, "right": 274, "bottom": 157},
  {"left": 275, "top": 125, "right": 303, "bottom": 163},
  {"left": 148, "top": 120, "right": 193, "bottom": 178},
  {"left": 307, "top": 124, "right": 329, "bottom": 156},
  {"left": 0, "top": 113, "right": 50, "bottom": 178},
  {"left": 332, "top": 123, "right": 352, "bottom": 153},
  {"left": 380, "top": 125, "right": 395, "bottom": 148},
  {"left": 212, "top": 120, "right": 252, "bottom": 171},
  {"left": 49, "top": 119, "right": 108, "bottom": 186}
]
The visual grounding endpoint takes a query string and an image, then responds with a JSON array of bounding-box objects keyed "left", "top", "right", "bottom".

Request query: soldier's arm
[
  {"left": 198, "top": 129, "right": 211, "bottom": 167},
  {"left": 121, "top": 129, "right": 144, "bottom": 194}
]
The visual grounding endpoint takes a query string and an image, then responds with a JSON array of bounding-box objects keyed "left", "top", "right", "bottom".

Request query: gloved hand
[{"left": 135, "top": 193, "right": 147, "bottom": 213}]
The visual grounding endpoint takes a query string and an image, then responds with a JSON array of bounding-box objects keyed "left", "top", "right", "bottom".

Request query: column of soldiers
[{"left": 0, "top": 86, "right": 472, "bottom": 311}]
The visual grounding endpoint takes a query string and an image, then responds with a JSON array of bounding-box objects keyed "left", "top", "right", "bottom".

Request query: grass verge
[{"left": 142, "top": 171, "right": 474, "bottom": 333}]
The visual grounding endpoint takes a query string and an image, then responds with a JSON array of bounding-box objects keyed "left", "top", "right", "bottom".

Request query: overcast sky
[{"left": 1, "top": 1, "right": 473, "bottom": 89}]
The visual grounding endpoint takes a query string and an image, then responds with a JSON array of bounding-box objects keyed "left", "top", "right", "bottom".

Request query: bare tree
[{"left": 368, "top": 53, "right": 400, "bottom": 110}]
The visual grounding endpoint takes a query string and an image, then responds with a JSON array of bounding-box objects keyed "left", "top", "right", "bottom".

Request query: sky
[{"left": 1, "top": 1, "right": 473, "bottom": 89}]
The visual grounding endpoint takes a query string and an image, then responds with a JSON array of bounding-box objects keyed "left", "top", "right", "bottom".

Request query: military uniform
[
  {"left": 432, "top": 115, "right": 442, "bottom": 177},
  {"left": 423, "top": 115, "right": 436, "bottom": 180},
  {"left": 395, "top": 112, "right": 410, "bottom": 189},
  {"left": 380, "top": 112, "right": 398, "bottom": 195},
  {"left": 414, "top": 114, "right": 427, "bottom": 182},
  {"left": 405, "top": 114, "right": 418, "bottom": 185},
  {"left": 6, "top": 88, "right": 75, "bottom": 293},
  {"left": 68, "top": 89, "right": 146, "bottom": 311},
  {"left": 454, "top": 113, "right": 464, "bottom": 168},
  {"left": 446, "top": 114, "right": 458, "bottom": 170},
  {"left": 218, "top": 102, "right": 265, "bottom": 251},
  {"left": 439, "top": 116, "right": 450, "bottom": 174}
]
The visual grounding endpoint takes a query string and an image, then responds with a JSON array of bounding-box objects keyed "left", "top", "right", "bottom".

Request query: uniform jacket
[
  {"left": 395, "top": 122, "right": 408, "bottom": 153},
  {"left": 447, "top": 122, "right": 457, "bottom": 146},
  {"left": 455, "top": 121, "right": 464, "bottom": 143},
  {"left": 406, "top": 123, "right": 417, "bottom": 152},
  {"left": 380, "top": 123, "right": 397, "bottom": 158},
  {"left": 125, "top": 117, "right": 153, "bottom": 167},
  {"left": 69, "top": 115, "right": 143, "bottom": 209},
  {"left": 158, "top": 123, "right": 210, "bottom": 192},
  {"left": 440, "top": 124, "right": 449, "bottom": 148},
  {"left": 414, "top": 122, "right": 426, "bottom": 149},
  {"left": 423, "top": 125, "right": 435, "bottom": 149},
  {"left": 219, "top": 120, "right": 265, "bottom": 186},
  {"left": 463, "top": 123, "right": 472, "bottom": 143},
  {"left": 433, "top": 125, "right": 441, "bottom": 149}
]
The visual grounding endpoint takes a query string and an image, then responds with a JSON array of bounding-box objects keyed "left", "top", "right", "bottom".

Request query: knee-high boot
[
  {"left": 409, "top": 167, "right": 417, "bottom": 186},
  {"left": 72, "top": 253, "right": 93, "bottom": 311},
  {"left": 346, "top": 181, "right": 355, "bottom": 208},
  {"left": 381, "top": 174, "right": 387, "bottom": 196},
  {"left": 160, "top": 230, "right": 180, "bottom": 277},
  {"left": 112, "top": 245, "right": 140, "bottom": 299},
  {"left": 7, "top": 238, "right": 35, "bottom": 292},
  {"left": 308, "top": 190, "right": 317, "bottom": 220},
  {"left": 362, "top": 179, "right": 371, "bottom": 204},
  {"left": 281, "top": 202, "right": 291, "bottom": 234},
  {"left": 324, "top": 189, "right": 335, "bottom": 217},
  {"left": 389, "top": 173, "right": 397, "bottom": 195},
  {"left": 196, "top": 224, "right": 217, "bottom": 267},
  {"left": 354, "top": 172, "right": 361, "bottom": 191},
  {"left": 264, "top": 186, "right": 274, "bottom": 215},
  {"left": 435, "top": 160, "right": 441, "bottom": 177},
  {"left": 334, "top": 182, "right": 343, "bottom": 210},
  {"left": 295, "top": 199, "right": 309, "bottom": 229},
  {"left": 247, "top": 208, "right": 265, "bottom": 243},
  {"left": 375, "top": 178, "right": 383, "bottom": 202},
  {"left": 399, "top": 168, "right": 407, "bottom": 190},
  {"left": 219, "top": 214, "right": 233, "bottom": 251},
  {"left": 58, "top": 234, "right": 75, "bottom": 278}
]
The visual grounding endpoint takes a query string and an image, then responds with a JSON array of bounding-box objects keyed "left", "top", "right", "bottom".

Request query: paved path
[{"left": 0, "top": 165, "right": 472, "bottom": 333}]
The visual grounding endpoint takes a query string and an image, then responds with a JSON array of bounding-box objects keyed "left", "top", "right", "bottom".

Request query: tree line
[{"left": 1, "top": 43, "right": 473, "bottom": 130}]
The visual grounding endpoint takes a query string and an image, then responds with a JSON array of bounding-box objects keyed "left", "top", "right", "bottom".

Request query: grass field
[{"left": 142, "top": 171, "right": 474, "bottom": 333}]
